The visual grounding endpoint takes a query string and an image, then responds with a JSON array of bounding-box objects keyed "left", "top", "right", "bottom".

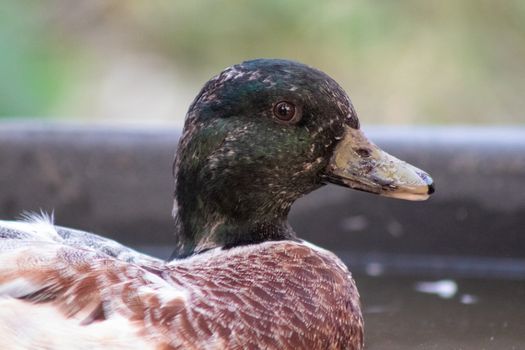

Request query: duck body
[
  {"left": 0, "top": 218, "right": 361, "bottom": 349},
  {"left": 0, "top": 59, "right": 433, "bottom": 349}
]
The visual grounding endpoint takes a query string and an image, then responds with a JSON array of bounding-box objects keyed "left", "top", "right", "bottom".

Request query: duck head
[{"left": 172, "top": 59, "right": 434, "bottom": 258}]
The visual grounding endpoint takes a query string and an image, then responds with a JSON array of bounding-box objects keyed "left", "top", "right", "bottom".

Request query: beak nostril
[
  {"left": 355, "top": 148, "right": 372, "bottom": 158},
  {"left": 427, "top": 183, "right": 436, "bottom": 195}
]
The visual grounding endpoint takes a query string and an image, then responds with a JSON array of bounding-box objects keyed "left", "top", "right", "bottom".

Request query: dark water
[{"left": 358, "top": 274, "right": 525, "bottom": 350}]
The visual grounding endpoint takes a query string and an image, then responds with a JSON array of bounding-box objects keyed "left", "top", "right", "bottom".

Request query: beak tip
[{"left": 427, "top": 183, "right": 435, "bottom": 195}]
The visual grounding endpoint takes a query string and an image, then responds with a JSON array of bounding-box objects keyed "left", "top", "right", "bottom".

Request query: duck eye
[{"left": 273, "top": 101, "right": 297, "bottom": 122}]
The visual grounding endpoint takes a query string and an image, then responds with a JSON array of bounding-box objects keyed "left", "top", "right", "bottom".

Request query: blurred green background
[{"left": 1, "top": 0, "right": 524, "bottom": 125}]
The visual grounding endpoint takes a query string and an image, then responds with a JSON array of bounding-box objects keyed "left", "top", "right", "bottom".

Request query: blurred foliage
[{"left": 1, "top": 0, "right": 524, "bottom": 124}]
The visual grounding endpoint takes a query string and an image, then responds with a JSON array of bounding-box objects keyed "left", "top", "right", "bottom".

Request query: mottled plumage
[
  {"left": 0, "top": 59, "right": 433, "bottom": 349},
  {"left": 0, "top": 215, "right": 361, "bottom": 349}
]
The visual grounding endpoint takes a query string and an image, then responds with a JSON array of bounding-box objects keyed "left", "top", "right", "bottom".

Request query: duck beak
[{"left": 323, "top": 127, "right": 434, "bottom": 201}]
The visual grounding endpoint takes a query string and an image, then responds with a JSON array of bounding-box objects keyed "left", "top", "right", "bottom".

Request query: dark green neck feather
[{"left": 171, "top": 116, "right": 306, "bottom": 258}]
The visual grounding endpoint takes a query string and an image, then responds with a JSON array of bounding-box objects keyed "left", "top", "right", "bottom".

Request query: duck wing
[
  {"left": 0, "top": 216, "right": 185, "bottom": 349},
  {"left": 0, "top": 213, "right": 162, "bottom": 265}
]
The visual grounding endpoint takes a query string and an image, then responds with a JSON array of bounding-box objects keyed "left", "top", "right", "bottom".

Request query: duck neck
[{"left": 171, "top": 198, "right": 297, "bottom": 259}]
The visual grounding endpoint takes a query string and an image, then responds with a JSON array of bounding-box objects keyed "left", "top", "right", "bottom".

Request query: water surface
[{"left": 358, "top": 274, "right": 525, "bottom": 349}]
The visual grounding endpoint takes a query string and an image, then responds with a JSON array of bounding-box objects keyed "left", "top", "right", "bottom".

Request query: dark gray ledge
[{"left": 1, "top": 122, "right": 524, "bottom": 277}]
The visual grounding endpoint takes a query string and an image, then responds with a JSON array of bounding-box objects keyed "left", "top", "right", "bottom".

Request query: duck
[{"left": 0, "top": 59, "right": 434, "bottom": 350}]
